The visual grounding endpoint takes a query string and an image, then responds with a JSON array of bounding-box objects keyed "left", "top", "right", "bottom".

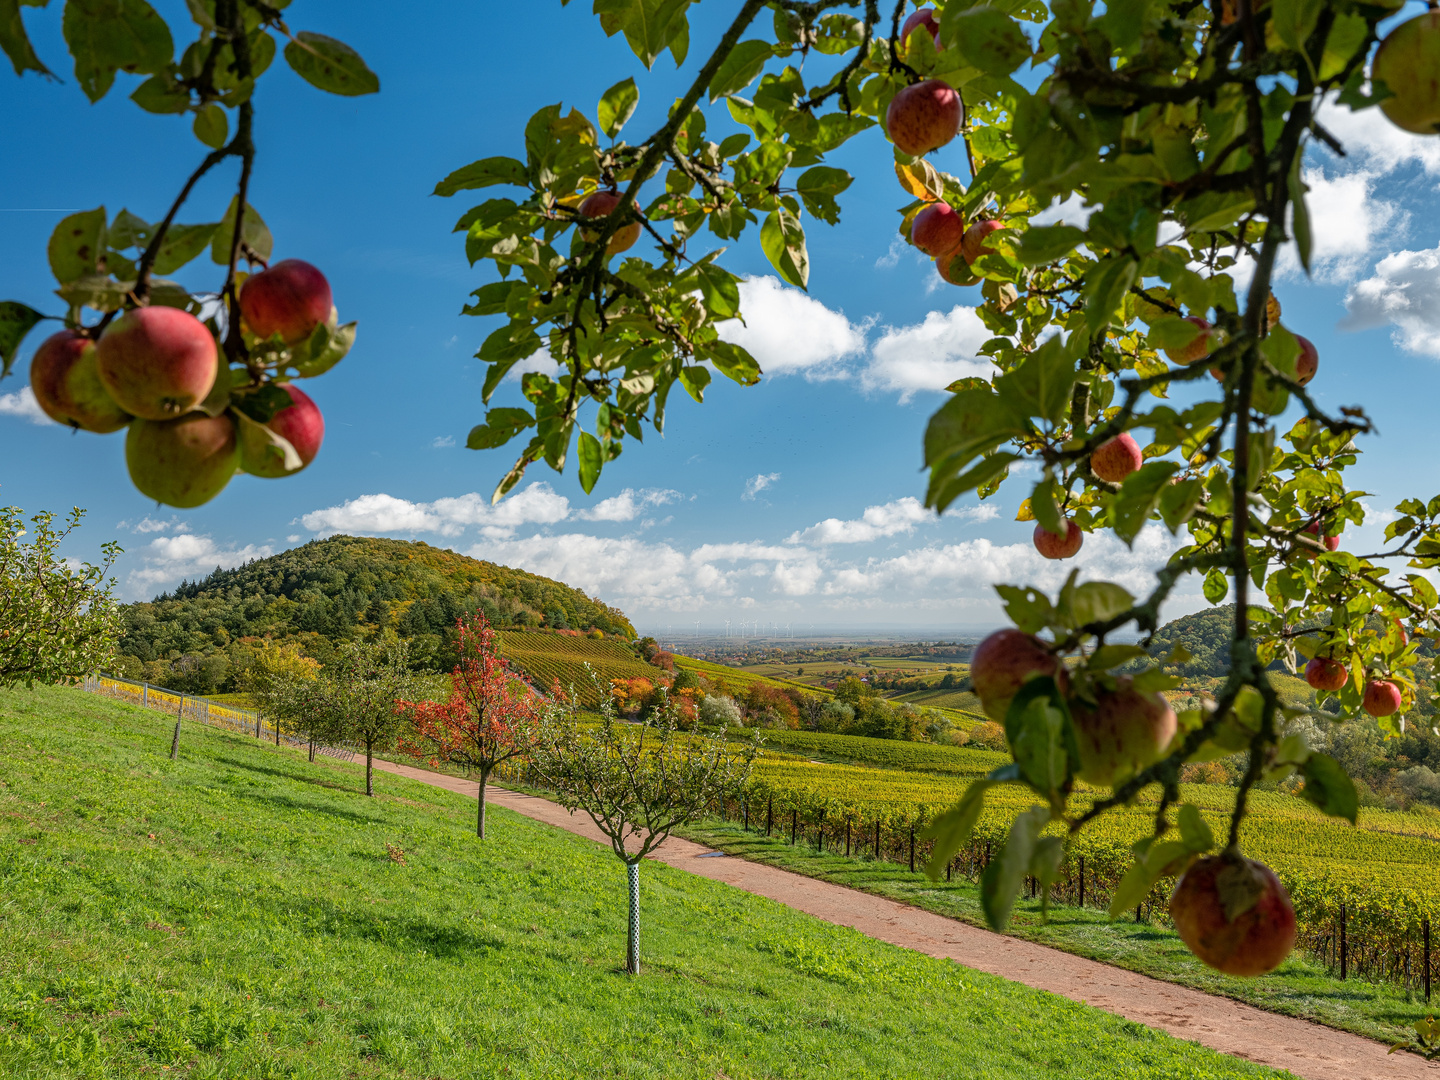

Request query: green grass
[
  {"left": 0, "top": 684, "right": 1293, "bottom": 1080},
  {"left": 674, "top": 818, "right": 1437, "bottom": 1052}
]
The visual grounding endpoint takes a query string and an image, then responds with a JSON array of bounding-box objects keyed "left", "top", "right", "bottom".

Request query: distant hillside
[
  {"left": 113, "top": 536, "right": 635, "bottom": 691},
  {"left": 1145, "top": 604, "right": 1236, "bottom": 677}
]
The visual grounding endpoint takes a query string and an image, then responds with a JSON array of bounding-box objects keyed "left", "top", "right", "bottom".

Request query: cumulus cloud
[
  {"left": 717, "top": 276, "right": 867, "bottom": 380},
  {"left": 1279, "top": 168, "right": 1402, "bottom": 282},
  {"left": 1313, "top": 95, "right": 1440, "bottom": 178},
  {"left": 301, "top": 482, "right": 570, "bottom": 539},
  {"left": 742, "top": 472, "right": 780, "bottom": 501},
  {"left": 1342, "top": 243, "right": 1440, "bottom": 357},
  {"left": 0, "top": 386, "right": 49, "bottom": 425},
  {"left": 432, "top": 435, "right": 456, "bottom": 448},
  {"left": 128, "top": 533, "right": 274, "bottom": 595},
  {"left": 504, "top": 347, "right": 564, "bottom": 382},
  {"left": 575, "top": 487, "right": 680, "bottom": 522},
  {"left": 863, "top": 306, "right": 992, "bottom": 401},
  {"left": 790, "top": 497, "right": 932, "bottom": 545}
]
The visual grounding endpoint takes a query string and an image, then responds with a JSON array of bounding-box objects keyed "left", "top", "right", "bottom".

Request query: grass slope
[{"left": 0, "top": 685, "right": 1287, "bottom": 1080}]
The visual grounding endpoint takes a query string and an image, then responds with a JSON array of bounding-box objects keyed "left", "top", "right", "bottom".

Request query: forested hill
[
  {"left": 1146, "top": 604, "right": 1236, "bottom": 677},
  {"left": 114, "top": 536, "right": 634, "bottom": 690}
]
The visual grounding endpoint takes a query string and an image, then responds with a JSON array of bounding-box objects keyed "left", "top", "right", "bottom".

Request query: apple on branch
[
  {"left": 96, "top": 307, "right": 218, "bottom": 421},
  {"left": 29, "top": 330, "right": 131, "bottom": 434},
  {"left": 1033, "top": 520, "right": 1082, "bottom": 559}
]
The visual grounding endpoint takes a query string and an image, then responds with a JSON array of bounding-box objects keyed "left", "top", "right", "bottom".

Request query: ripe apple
[
  {"left": 901, "top": 7, "right": 942, "bottom": 48},
  {"left": 1294, "top": 335, "right": 1318, "bottom": 386},
  {"left": 911, "top": 202, "right": 965, "bottom": 257},
  {"left": 239, "top": 259, "right": 333, "bottom": 344},
  {"left": 97, "top": 307, "right": 218, "bottom": 421},
  {"left": 1170, "top": 854, "right": 1296, "bottom": 976},
  {"left": 1033, "top": 520, "right": 1082, "bottom": 560},
  {"left": 1090, "top": 432, "right": 1142, "bottom": 484},
  {"left": 1297, "top": 520, "right": 1339, "bottom": 558},
  {"left": 126, "top": 413, "right": 239, "bottom": 508},
  {"left": 1304, "top": 656, "right": 1347, "bottom": 692},
  {"left": 1164, "top": 317, "right": 1214, "bottom": 365},
  {"left": 936, "top": 250, "right": 979, "bottom": 286},
  {"left": 1069, "top": 676, "right": 1177, "bottom": 786},
  {"left": 961, "top": 219, "right": 1005, "bottom": 264},
  {"left": 970, "top": 628, "right": 1061, "bottom": 722},
  {"left": 885, "top": 78, "right": 961, "bottom": 157},
  {"left": 578, "top": 191, "right": 641, "bottom": 256},
  {"left": 1363, "top": 678, "right": 1403, "bottom": 718},
  {"left": 1373, "top": 14, "right": 1440, "bottom": 134},
  {"left": 239, "top": 384, "right": 325, "bottom": 478},
  {"left": 29, "top": 330, "right": 131, "bottom": 433}
]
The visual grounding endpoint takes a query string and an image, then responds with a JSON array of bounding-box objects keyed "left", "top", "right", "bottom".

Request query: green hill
[{"left": 113, "top": 536, "right": 635, "bottom": 692}]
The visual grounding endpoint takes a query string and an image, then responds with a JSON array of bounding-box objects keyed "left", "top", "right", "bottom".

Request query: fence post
[
  {"left": 874, "top": 820, "right": 880, "bottom": 859},
  {"left": 169, "top": 720, "right": 180, "bottom": 760},
  {"left": 1425, "top": 916, "right": 1431, "bottom": 1003},
  {"left": 845, "top": 821, "right": 851, "bottom": 857},
  {"left": 909, "top": 824, "right": 915, "bottom": 873},
  {"left": 791, "top": 809, "right": 797, "bottom": 845},
  {"left": 142, "top": 682, "right": 148, "bottom": 707},
  {"left": 743, "top": 799, "right": 749, "bottom": 831},
  {"left": 1079, "top": 855, "right": 1085, "bottom": 908},
  {"left": 946, "top": 858, "right": 952, "bottom": 883},
  {"left": 1340, "top": 903, "right": 1348, "bottom": 981},
  {"left": 817, "top": 821, "right": 824, "bottom": 853},
  {"left": 255, "top": 712, "right": 261, "bottom": 738},
  {"left": 767, "top": 797, "right": 773, "bottom": 837}
]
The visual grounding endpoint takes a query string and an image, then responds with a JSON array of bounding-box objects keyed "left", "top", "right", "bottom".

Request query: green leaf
[
  {"left": 678, "top": 363, "right": 711, "bottom": 403},
  {"left": 462, "top": 281, "right": 524, "bottom": 318},
  {"left": 467, "top": 407, "right": 535, "bottom": 450},
  {"left": 291, "top": 321, "right": 355, "bottom": 378},
  {"left": 0, "top": 301, "right": 45, "bottom": 376},
  {"left": 1108, "top": 839, "right": 1189, "bottom": 917},
  {"left": 620, "top": 0, "right": 691, "bottom": 68},
  {"left": 152, "top": 222, "right": 218, "bottom": 275},
  {"left": 1066, "top": 581, "right": 1134, "bottom": 627},
  {"left": 0, "top": 0, "right": 51, "bottom": 76},
  {"left": 980, "top": 806, "right": 1050, "bottom": 930},
  {"left": 282, "top": 31, "right": 379, "bottom": 96},
  {"left": 130, "top": 73, "right": 189, "bottom": 113},
  {"left": 995, "top": 334, "right": 1073, "bottom": 422},
  {"left": 107, "top": 209, "right": 152, "bottom": 251},
  {"left": 48, "top": 207, "right": 107, "bottom": 285},
  {"left": 1203, "top": 566, "right": 1229, "bottom": 604},
  {"left": 1089, "top": 644, "right": 1147, "bottom": 670},
  {"left": 209, "top": 197, "right": 271, "bottom": 265},
  {"left": 1300, "top": 753, "right": 1358, "bottom": 824},
  {"left": 597, "top": 76, "right": 638, "bottom": 138},
  {"left": 1288, "top": 154, "right": 1312, "bottom": 277},
  {"left": 1004, "top": 678, "right": 1077, "bottom": 799},
  {"left": 921, "top": 779, "right": 996, "bottom": 878},
  {"left": 192, "top": 103, "right": 228, "bottom": 148},
  {"left": 434, "top": 157, "right": 528, "bottom": 197},
  {"left": 994, "top": 585, "right": 1055, "bottom": 636},
  {"left": 577, "top": 431, "right": 604, "bottom": 493},
  {"left": 709, "top": 39, "right": 772, "bottom": 100},
  {"left": 795, "top": 166, "right": 852, "bottom": 225},
  {"left": 63, "top": 0, "right": 173, "bottom": 102},
  {"left": 1016, "top": 224, "right": 1085, "bottom": 266},
  {"left": 760, "top": 208, "right": 808, "bottom": 289},
  {"left": 1158, "top": 477, "right": 1204, "bottom": 533},
  {"left": 1085, "top": 256, "right": 1138, "bottom": 335},
  {"left": 687, "top": 260, "right": 741, "bottom": 319},
  {"left": 943, "top": 6, "right": 1030, "bottom": 75},
  {"left": 1271, "top": 0, "right": 1324, "bottom": 52},
  {"left": 1109, "top": 460, "right": 1180, "bottom": 545},
  {"left": 1177, "top": 804, "right": 1215, "bottom": 852},
  {"left": 698, "top": 340, "right": 761, "bottom": 385}
]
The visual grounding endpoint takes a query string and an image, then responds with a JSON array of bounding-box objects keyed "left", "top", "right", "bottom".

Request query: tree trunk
[
  {"left": 366, "top": 740, "right": 374, "bottom": 796},
  {"left": 626, "top": 859, "right": 641, "bottom": 975},
  {"left": 308, "top": 734, "right": 315, "bottom": 763},
  {"left": 477, "top": 765, "right": 490, "bottom": 839}
]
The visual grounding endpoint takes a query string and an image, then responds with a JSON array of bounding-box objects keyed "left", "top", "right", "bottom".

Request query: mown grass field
[{"left": 0, "top": 684, "right": 1288, "bottom": 1080}]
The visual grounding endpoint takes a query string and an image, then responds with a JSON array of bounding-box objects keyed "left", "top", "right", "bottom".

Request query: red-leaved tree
[{"left": 398, "top": 614, "right": 540, "bottom": 839}]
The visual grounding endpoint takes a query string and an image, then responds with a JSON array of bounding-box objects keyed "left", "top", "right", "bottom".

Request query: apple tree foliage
[
  {"left": 0, "top": 1, "right": 377, "bottom": 486},
  {"left": 448, "top": 0, "right": 1440, "bottom": 946}
]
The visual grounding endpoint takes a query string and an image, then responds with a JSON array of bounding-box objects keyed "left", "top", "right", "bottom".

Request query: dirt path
[{"left": 362, "top": 755, "right": 1436, "bottom": 1080}]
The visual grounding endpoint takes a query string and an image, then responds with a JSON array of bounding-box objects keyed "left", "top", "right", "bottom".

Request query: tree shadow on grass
[
  {"left": 218, "top": 785, "right": 384, "bottom": 825},
  {"left": 254, "top": 892, "right": 506, "bottom": 960},
  {"left": 213, "top": 756, "right": 356, "bottom": 793}
]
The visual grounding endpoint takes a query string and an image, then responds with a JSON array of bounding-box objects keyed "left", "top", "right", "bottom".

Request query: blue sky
[{"left": 3, "top": 1, "right": 1439, "bottom": 633}]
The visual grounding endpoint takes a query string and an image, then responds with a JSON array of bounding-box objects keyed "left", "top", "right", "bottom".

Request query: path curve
[{"left": 362, "top": 755, "right": 1436, "bottom": 1080}]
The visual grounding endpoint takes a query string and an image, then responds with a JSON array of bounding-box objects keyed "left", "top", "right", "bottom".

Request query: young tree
[
  {"left": 320, "top": 641, "right": 420, "bottom": 797},
  {"left": 397, "top": 614, "right": 541, "bottom": 838},
  {"left": 532, "top": 685, "right": 758, "bottom": 974},
  {"left": 0, "top": 506, "right": 121, "bottom": 687},
  {"left": 245, "top": 642, "right": 324, "bottom": 758}
]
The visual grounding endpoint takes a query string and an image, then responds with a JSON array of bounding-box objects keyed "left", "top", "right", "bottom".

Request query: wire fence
[{"left": 78, "top": 672, "right": 358, "bottom": 760}]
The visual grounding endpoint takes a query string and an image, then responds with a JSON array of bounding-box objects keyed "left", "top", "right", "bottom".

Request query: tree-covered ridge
[{"left": 113, "top": 535, "right": 634, "bottom": 690}]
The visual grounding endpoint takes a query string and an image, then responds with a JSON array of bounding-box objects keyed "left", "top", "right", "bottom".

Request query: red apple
[
  {"left": 1373, "top": 14, "right": 1440, "bottom": 134},
  {"left": 239, "top": 259, "right": 333, "bottom": 344},
  {"left": 961, "top": 219, "right": 1005, "bottom": 264},
  {"left": 936, "top": 250, "right": 979, "bottom": 286},
  {"left": 1170, "top": 854, "right": 1296, "bottom": 976},
  {"left": 1090, "top": 432, "right": 1142, "bottom": 484},
  {"left": 911, "top": 202, "right": 965, "bottom": 257},
  {"left": 1304, "top": 656, "right": 1347, "bottom": 692},
  {"left": 970, "top": 629, "right": 1061, "bottom": 722},
  {"left": 29, "top": 330, "right": 131, "bottom": 433},
  {"left": 901, "top": 7, "right": 942, "bottom": 48},
  {"left": 1294, "top": 335, "right": 1318, "bottom": 386},
  {"left": 1297, "top": 520, "right": 1340, "bottom": 558},
  {"left": 1069, "top": 676, "right": 1177, "bottom": 786},
  {"left": 239, "top": 384, "right": 325, "bottom": 478},
  {"left": 1033, "top": 520, "right": 1082, "bottom": 560},
  {"left": 578, "top": 191, "right": 641, "bottom": 256},
  {"left": 1164, "top": 317, "right": 1214, "bottom": 365},
  {"left": 1363, "top": 678, "right": 1403, "bottom": 718},
  {"left": 885, "top": 78, "right": 961, "bottom": 157},
  {"left": 126, "top": 413, "right": 239, "bottom": 508},
  {"left": 96, "top": 307, "right": 218, "bottom": 421}
]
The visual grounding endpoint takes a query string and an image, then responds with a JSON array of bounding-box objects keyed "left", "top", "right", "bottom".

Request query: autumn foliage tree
[{"left": 398, "top": 614, "right": 541, "bottom": 839}]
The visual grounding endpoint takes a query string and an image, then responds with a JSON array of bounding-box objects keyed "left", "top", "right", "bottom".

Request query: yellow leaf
[{"left": 895, "top": 159, "right": 944, "bottom": 201}]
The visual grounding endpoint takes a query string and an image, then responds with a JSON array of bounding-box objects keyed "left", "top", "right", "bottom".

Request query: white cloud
[
  {"left": 863, "top": 306, "right": 992, "bottom": 401},
  {"left": 717, "top": 276, "right": 867, "bottom": 380},
  {"left": 790, "top": 496, "right": 932, "bottom": 545},
  {"left": 0, "top": 386, "right": 49, "bottom": 425},
  {"left": 128, "top": 533, "right": 274, "bottom": 596},
  {"left": 504, "top": 347, "right": 564, "bottom": 382},
  {"left": 301, "top": 482, "right": 570, "bottom": 539},
  {"left": 1279, "top": 168, "right": 1401, "bottom": 282},
  {"left": 286, "top": 534, "right": 301, "bottom": 543},
  {"left": 742, "top": 472, "right": 780, "bottom": 501},
  {"left": 1031, "top": 194, "right": 1096, "bottom": 228},
  {"left": 432, "top": 435, "right": 456, "bottom": 449},
  {"left": 575, "top": 487, "right": 680, "bottom": 522},
  {"left": 1313, "top": 94, "right": 1440, "bottom": 178},
  {"left": 1342, "top": 243, "right": 1440, "bottom": 357}
]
